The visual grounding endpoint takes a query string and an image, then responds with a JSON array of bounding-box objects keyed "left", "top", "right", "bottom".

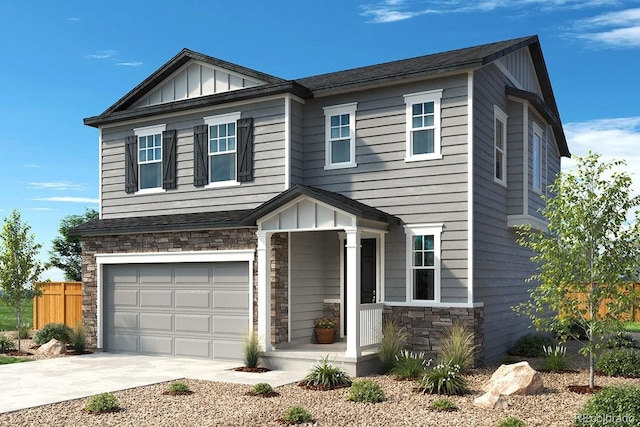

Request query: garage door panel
[
  {"left": 104, "top": 262, "right": 249, "bottom": 361},
  {"left": 176, "top": 338, "right": 211, "bottom": 358},
  {"left": 175, "top": 314, "right": 211, "bottom": 333},
  {"left": 140, "top": 313, "right": 173, "bottom": 331},
  {"left": 140, "top": 290, "right": 173, "bottom": 307},
  {"left": 140, "top": 336, "right": 173, "bottom": 354},
  {"left": 175, "top": 290, "right": 211, "bottom": 309}
]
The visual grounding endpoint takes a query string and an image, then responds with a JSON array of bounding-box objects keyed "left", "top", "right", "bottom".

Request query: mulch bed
[
  {"left": 233, "top": 366, "right": 271, "bottom": 373},
  {"left": 297, "top": 382, "right": 350, "bottom": 391},
  {"left": 244, "top": 391, "right": 280, "bottom": 398},
  {"left": 567, "top": 385, "right": 603, "bottom": 394},
  {"left": 162, "top": 390, "right": 194, "bottom": 396},
  {"left": 4, "top": 350, "right": 31, "bottom": 357}
]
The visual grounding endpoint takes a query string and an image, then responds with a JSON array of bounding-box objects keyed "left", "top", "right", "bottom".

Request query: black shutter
[
  {"left": 124, "top": 135, "right": 138, "bottom": 194},
  {"left": 162, "top": 129, "right": 177, "bottom": 190},
  {"left": 193, "top": 124, "right": 209, "bottom": 187},
  {"left": 237, "top": 117, "right": 254, "bottom": 182}
]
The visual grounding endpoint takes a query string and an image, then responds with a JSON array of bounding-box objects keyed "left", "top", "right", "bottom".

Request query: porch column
[
  {"left": 345, "top": 229, "right": 361, "bottom": 358},
  {"left": 257, "top": 231, "right": 272, "bottom": 351}
]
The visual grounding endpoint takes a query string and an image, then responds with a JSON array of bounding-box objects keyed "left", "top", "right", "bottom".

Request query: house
[{"left": 75, "top": 35, "right": 569, "bottom": 374}]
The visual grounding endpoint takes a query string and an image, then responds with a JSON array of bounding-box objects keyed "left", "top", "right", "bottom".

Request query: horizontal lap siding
[
  {"left": 473, "top": 64, "right": 535, "bottom": 361},
  {"left": 290, "top": 99, "right": 305, "bottom": 186},
  {"left": 100, "top": 99, "right": 286, "bottom": 218},
  {"left": 301, "top": 77, "right": 469, "bottom": 304},
  {"left": 507, "top": 100, "right": 524, "bottom": 216}
]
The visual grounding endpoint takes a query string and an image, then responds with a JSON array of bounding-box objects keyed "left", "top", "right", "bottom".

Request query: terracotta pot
[{"left": 315, "top": 327, "right": 336, "bottom": 344}]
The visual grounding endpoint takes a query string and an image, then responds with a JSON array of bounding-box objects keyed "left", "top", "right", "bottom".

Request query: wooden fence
[
  {"left": 566, "top": 283, "right": 640, "bottom": 322},
  {"left": 33, "top": 282, "right": 83, "bottom": 329}
]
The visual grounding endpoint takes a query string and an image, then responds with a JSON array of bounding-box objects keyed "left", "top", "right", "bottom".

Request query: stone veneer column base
[{"left": 382, "top": 305, "right": 484, "bottom": 366}]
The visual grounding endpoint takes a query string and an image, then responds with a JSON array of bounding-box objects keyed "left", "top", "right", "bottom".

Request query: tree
[
  {"left": 0, "top": 209, "right": 45, "bottom": 352},
  {"left": 49, "top": 208, "right": 98, "bottom": 281},
  {"left": 515, "top": 152, "right": 640, "bottom": 389}
]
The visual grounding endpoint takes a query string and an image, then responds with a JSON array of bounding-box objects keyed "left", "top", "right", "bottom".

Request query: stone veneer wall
[
  {"left": 383, "top": 305, "right": 485, "bottom": 366},
  {"left": 80, "top": 228, "right": 258, "bottom": 348},
  {"left": 322, "top": 302, "right": 341, "bottom": 343},
  {"left": 270, "top": 233, "right": 288, "bottom": 345}
]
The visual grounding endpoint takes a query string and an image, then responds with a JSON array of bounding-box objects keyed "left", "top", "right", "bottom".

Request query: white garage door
[{"left": 104, "top": 262, "right": 250, "bottom": 360}]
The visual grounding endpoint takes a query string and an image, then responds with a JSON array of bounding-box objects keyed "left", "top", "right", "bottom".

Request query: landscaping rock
[
  {"left": 473, "top": 390, "right": 509, "bottom": 409},
  {"left": 38, "top": 339, "right": 66, "bottom": 356},
  {"left": 482, "top": 361, "right": 543, "bottom": 396}
]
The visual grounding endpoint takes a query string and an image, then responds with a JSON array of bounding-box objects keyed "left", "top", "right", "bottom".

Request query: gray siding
[
  {"left": 506, "top": 100, "right": 524, "bottom": 216},
  {"left": 473, "top": 64, "right": 536, "bottom": 361},
  {"left": 497, "top": 48, "right": 542, "bottom": 96},
  {"left": 528, "top": 114, "right": 552, "bottom": 220},
  {"left": 289, "top": 231, "right": 340, "bottom": 342},
  {"left": 100, "top": 98, "right": 286, "bottom": 219},
  {"left": 301, "top": 77, "right": 470, "bottom": 304},
  {"left": 290, "top": 99, "right": 305, "bottom": 186}
]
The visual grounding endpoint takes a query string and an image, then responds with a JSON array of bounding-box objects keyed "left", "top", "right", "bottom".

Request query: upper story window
[
  {"left": 494, "top": 106, "right": 508, "bottom": 186},
  {"left": 533, "top": 123, "right": 543, "bottom": 193},
  {"left": 204, "top": 112, "right": 241, "bottom": 186},
  {"left": 405, "top": 224, "right": 443, "bottom": 302},
  {"left": 125, "top": 124, "right": 176, "bottom": 194},
  {"left": 404, "top": 90, "right": 443, "bottom": 162},
  {"left": 324, "top": 103, "right": 357, "bottom": 170}
]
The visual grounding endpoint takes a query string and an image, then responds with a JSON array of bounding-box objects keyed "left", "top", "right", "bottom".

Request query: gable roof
[{"left": 83, "top": 35, "right": 567, "bottom": 156}]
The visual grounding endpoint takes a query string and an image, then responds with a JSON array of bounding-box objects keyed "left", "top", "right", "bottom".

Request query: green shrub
[
  {"left": 69, "top": 323, "right": 87, "bottom": 353},
  {"left": 251, "top": 382, "right": 274, "bottom": 395},
  {"left": 596, "top": 348, "right": 640, "bottom": 377},
  {"left": 242, "top": 331, "right": 262, "bottom": 369},
  {"left": 84, "top": 392, "right": 121, "bottom": 414},
  {"left": 500, "top": 355, "right": 524, "bottom": 365},
  {"left": 497, "top": 416, "right": 527, "bottom": 427},
  {"left": 575, "top": 385, "right": 640, "bottom": 427},
  {"left": 606, "top": 331, "right": 637, "bottom": 349},
  {"left": 346, "top": 379, "right": 385, "bottom": 403},
  {"left": 0, "top": 355, "right": 30, "bottom": 364},
  {"left": 0, "top": 334, "right": 14, "bottom": 353},
  {"left": 391, "top": 350, "right": 431, "bottom": 379},
  {"left": 418, "top": 363, "right": 468, "bottom": 396},
  {"left": 438, "top": 322, "right": 477, "bottom": 373},
  {"left": 430, "top": 398, "right": 458, "bottom": 412},
  {"left": 19, "top": 323, "right": 31, "bottom": 339},
  {"left": 508, "top": 333, "right": 555, "bottom": 358},
  {"left": 166, "top": 381, "right": 192, "bottom": 395},
  {"left": 542, "top": 345, "right": 569, "bottom": 372},
  {"left": 33, "top": 323, "right": 72, "bottom": 345},
  {"left": 301, "top": 355, "right": 352, "bottom": 390},
  {"left": 282, "top": 405, "right": 313, "bottom": 424},
  {"left": 378, "top": 320, "right": 408, "bottom": 373}
]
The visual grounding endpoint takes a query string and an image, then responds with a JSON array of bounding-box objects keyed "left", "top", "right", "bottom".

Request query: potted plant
[{"left": 314, "top": 317, "right": 336, "bottom": 344}]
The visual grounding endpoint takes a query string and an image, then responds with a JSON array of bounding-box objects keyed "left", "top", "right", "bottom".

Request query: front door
[{"left": 343, "top": 238, "right": 377, "bottom": 335}]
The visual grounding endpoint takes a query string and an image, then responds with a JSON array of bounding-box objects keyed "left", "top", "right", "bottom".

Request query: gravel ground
[{"left": 1, "top": 340, "right": 640, "bottom": 426}]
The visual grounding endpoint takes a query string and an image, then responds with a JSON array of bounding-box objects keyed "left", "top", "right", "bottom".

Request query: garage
[{"left": 103, "top": 262, "right": 250, "bottom": 360}]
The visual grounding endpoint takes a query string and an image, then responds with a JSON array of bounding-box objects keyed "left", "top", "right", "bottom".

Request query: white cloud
[
  {"left": 85, "top": 50, "right": 117, "bottom": 60},
  {"left": 117, "top": 61, "right": 143, "bottom": 67},
  {"left": 34, "top": 197, "right": 99, "bottom": 204},
  {"left": 68, "top": 17, "right": 81, "bottom": 22},
  {"left": 28, "top": 181, "right": 85, "bottom": 191},
  {"left": 23, "top": 164, "right": 40, "bottom": 168},
  {"left": 28, "top": 207, "right": 57, "bottom": 211},
  {"left": 574, "top": 8, "right": 640, "bottom": 47}
]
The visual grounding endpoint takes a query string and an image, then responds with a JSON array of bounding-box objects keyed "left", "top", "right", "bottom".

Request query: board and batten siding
[
  {"left": 497, "top": 47, "right": 542, "bottom": 97},
  {"left": 299, "top": 77, "right": 470, "bottom": 304},
  {"left": 100, "top": 98, "right": 287, "bottom": 219},
  {"left": 289, "top": 231, "right": 340, "bottom": 342}
]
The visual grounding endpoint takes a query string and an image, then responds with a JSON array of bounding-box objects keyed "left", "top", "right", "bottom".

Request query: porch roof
[{"left": 240, "top": 184, "right": 401, "bottom": 226}]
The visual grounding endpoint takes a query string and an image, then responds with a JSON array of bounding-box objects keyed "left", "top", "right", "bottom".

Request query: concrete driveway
[{"left": 1, "top": 352, "right": 305, "bottom": 414}]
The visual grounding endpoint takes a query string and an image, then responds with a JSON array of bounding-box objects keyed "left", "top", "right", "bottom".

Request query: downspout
[
  {"left": 467, "top": 72, "right": 474, "bottom": 304},
  {"left": 98, "top": 127, "right": 103, "bottom": 219},
  {"left": 284, "top": 94, "right": 291, "bottom": 190}
]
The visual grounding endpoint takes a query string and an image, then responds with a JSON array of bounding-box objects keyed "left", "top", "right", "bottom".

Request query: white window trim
[
  {"left": 323, "top": 102, "right": 358, "bottom": 170},
  {"left": 404, "top": 90, "right": 443, "bottom": 162},
  {"left": 204, "top": 112, "right": 241, "bottom": 186},
  {"left": 134, "top": 124, "right": 166, "bottom": 195},
  {"left": 405, "top": 223, "right": 443, "bottom": 303},
  {"left": 532, "top": 122, "right": 543, "bottom": 194},
  {"left": 494, "top": 106, "right": 508, "bottom": 187}
]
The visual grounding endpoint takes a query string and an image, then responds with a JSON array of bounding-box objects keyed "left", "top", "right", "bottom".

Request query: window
[
  {"left": 533, "top": 123, "right": 542, "bottom": 192},
  {"left": 494, "top": 106, "right": 508, "bottom": 185},
  {"left": 406, "top": 224, "right": 443, "bottom": 302},
  {"left": 134, "top": 124, "right": 166, "bottom": 191},
  {"left": 404, "top": 90, "right": 443, "bottom": 161},
  {"left": 324, "top": 103, "right": 357, "bottom": 169},
  {"left": 204, "top": 112, "right": 241, "bottom": 185}
]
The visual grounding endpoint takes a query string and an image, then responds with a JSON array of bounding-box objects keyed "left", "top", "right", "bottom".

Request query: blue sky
[{"left": 1, "top": 0, "right": 639, "bottom": 280}]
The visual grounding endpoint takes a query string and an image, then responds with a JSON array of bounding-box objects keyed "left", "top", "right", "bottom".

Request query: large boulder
[
  {"left": 473, "top": 390, "right": 509, "bottom": 409},
  {"left": 483, "top": 361, "right": 543, "bottom": 396},
  {"left": 39, "top": 339, "right": 66, "bottom": 356}
]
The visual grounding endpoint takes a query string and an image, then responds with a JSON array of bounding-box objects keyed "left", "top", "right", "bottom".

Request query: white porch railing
[{"left": 359, "top": 303, "right": 383, "bottom": 347}]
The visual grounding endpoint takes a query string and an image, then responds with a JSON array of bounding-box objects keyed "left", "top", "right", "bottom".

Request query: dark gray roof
[
  {"left": 73, "top": 186, "right": 399, "bottom": 236},
  {"left": 241, "top": 184, "right": 400, "bottom": 225},
  {"left": 72, "top": 210, "right": 254, "bottom": 236}
]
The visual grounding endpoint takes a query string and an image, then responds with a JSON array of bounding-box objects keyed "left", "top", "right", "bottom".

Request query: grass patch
[
  {"left": 622, "top": 322, "right": 640, "bottom": 333},
  {"left": 0, "top": 299, "right": 33, "bottom": 332},
  {"left": 0, "top": 355, "right": 31, "bottom": 365}
]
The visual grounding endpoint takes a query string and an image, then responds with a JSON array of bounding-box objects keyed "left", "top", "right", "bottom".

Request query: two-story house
[{"left": 75, "top": 35, "right": 569, "bottom": 375}]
